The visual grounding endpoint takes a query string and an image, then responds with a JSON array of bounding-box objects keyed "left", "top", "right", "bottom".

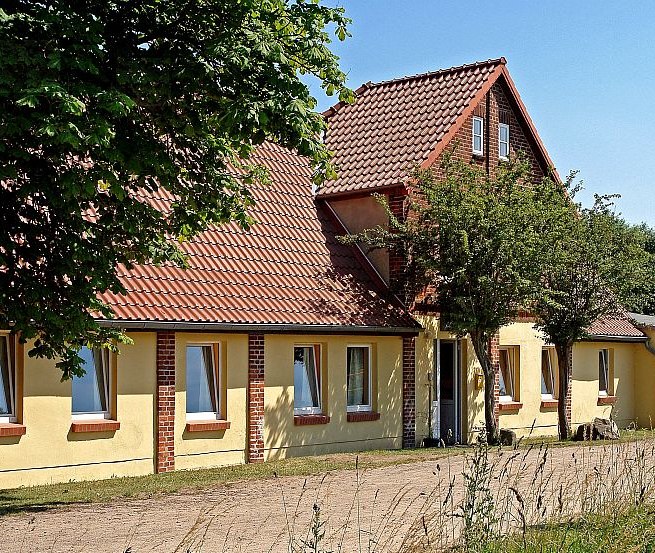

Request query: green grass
[{"left": 478, "top": 504, "right": 655, "bottom": 552}]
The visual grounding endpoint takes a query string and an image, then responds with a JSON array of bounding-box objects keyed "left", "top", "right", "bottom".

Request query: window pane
[
  {"left": 186, "top": 345, "right": 217, "bottom": 414},
  {"left": 294, "top": 346, "right": 320, "bottom": 410},
  {"left": 347, "top": 347, "right": 370, "bottom": 407},
  {"left": 72, "top": 347, "right": 108, "bottom": 414},
  {"left": 0, "top": 337, "right": 12, "bottom": 416},
  {"left": 474, "top": 135, "right": 482, "bottom": 152},
  {"left": 599, "top": 350, "right": 609, "bottom": 393},
  {"left": 541, "top": 349, "right": 554, "bottom": 395}
]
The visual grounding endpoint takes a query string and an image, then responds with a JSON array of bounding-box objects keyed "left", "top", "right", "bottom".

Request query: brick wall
[
  {"left": 388, "top": 190, "right": 408, "bottom": 296},
  {"left": 402, "top": 336, "right": 416, "bottom": 448},
  {"left": 247, "top": 333, "right": 265, "bottom": 463},
  {"left": 156, "top": 331, "right": 176, "bottom": 473}
]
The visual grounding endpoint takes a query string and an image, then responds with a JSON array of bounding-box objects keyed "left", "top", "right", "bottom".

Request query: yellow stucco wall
[
  {"left": 174, "top": 333, "right": 249, "bottom": 470},
  {"left": 263, "top": 335, "right": 403, "bottom": 458},
  {"left": 497, "top": 322, "right": 559, "bottom": 437},
  {"left": 571, "top": 342, "right": 635, "bottom": 427},
  {"left": 634, "top": 328, "right": 655, "bottom": 428},
  {"left": 0, "top": 333, "right": 157, "bottom": 488}
]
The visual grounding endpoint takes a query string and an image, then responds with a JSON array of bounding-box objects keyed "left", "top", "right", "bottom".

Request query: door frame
[{"left": 432, "top": 338, "right": 462, "bottom": 442}]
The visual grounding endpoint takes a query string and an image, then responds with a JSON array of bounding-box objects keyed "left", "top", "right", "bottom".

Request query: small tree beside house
[
  {"left": 534, "top": 183, "right": 652, "bottom": 440},
  {"left": 344, "top": 152, "right": 567, "bottom": 445}
]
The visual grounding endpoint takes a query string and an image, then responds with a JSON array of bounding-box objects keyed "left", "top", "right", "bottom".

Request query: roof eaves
[
  {"left": 581, "top": 334, "right": 647, "bottom": 343},
  {"left": 97, "top": 319, "right": 422, "bottom": 335}
]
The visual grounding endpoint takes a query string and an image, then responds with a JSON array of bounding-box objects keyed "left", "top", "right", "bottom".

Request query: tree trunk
[
  {"left": 470, "top": 330, "right": 500, "bottom": 445},
  {"left": 555, "top": 342, "right": 573, "bottom": 440}
]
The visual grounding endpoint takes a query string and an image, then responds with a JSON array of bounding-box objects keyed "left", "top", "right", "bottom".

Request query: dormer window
[
  {"left": 472, "top": 116, "right": 484, "bottom": 156},
  {"left": 498, "top": 123, "right": 510, "bottom": 160}
]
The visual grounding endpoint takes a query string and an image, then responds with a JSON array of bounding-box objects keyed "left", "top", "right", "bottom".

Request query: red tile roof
[
  {"left": 586, "top": 313, "right": 646, "bottom": 340},
  {"left": 100, "top": 142, "right": 418, "bottom": 331},
  {"left": 319, "top": 59, "right": 506, "bottom": 197}
]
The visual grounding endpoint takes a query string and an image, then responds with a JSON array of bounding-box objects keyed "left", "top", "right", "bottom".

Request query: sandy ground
[{"left": 1, "top": 441, "right": 653, "bottom": 553}]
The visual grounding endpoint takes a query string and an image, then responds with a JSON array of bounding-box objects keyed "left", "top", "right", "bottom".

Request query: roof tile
[
  {"left": 100, "top": 142, "right": 417, "bottom": 330},
  {"left": 319, "top": 58, "right": 505, "bottom": 197}
]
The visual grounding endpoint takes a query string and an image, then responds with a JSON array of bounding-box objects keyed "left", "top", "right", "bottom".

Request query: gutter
[
  {"left": 97, "top": 319, "right": 421, "bottom": 336},
  {"left": 581, "top": 334, "right": 648, "bottom": 343}
]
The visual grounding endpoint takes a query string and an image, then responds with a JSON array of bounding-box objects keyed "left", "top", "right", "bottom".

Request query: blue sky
[{"left": 308, "top": 1, "right": 655, "bottom": 225}]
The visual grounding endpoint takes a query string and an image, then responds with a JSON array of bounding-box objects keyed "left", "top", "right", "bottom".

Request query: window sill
[
  {"left": 498, "top": 401, "right": 523, "bottom": 413},
  {"left": 0, "top": 423, "right": 26, "bottom": 437},
  {"left": 70, "top": 420, "right": 120, "bottom": 433},
  {"left": 597, "top": 395, "right": 617, "bottom": 406},
  {"left": 347, "top": 411, "right": 380, "bottom": 422},
  {"left": 540, "top": 400, "right": 559, "bottom": 409},
  {"left": 294, "top": 414, "right": 330, "bottom": 426},
  {"left": 185, "top": 420, "right": 231, "bottom": 432}
]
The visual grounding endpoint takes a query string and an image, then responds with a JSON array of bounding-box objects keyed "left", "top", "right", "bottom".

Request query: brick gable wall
[{"left": 436, "top": 80, "right": 546, "bottom": 181}]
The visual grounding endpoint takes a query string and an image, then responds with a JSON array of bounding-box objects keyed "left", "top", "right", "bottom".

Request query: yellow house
[{"left": 2, "top": 59, "right": 655, "bottom": 488}]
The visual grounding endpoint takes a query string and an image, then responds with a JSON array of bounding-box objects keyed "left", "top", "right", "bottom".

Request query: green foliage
[
  {"left": 344, "top": 152, "right": 568, "bottom": 442},
  {"left": 0, "top": 0, "right": 352, "bottom": 377},
  {"left": 535, "top": 178, "right": 652, "bottom": 348}
]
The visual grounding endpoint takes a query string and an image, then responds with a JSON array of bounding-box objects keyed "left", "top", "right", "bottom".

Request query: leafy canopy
[
  {"left": 0, "top": 0, "right": 352, "bottom": 377},
  {"left": 534, "top": 180, "right": 653, "bottom": 347}
]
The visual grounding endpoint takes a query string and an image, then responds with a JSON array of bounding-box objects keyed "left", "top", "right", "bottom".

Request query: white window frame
[
  {"left": 498, "top": 123, "right": 510, "bottom": 160},
  {"left": 71, "top": 347, "right": 112, "bottom": 421},
  {"left": 598, "top": 349, "right": 610, "bottom": 397},
  {"left": 498, "top": 346, "right": 518, "bottom": 403},
  {"left": 0, "top": 334, "right": 16, "bottom": 424},
  {"left": 346, "top": 345, "right": 372, "bottom": 413},
  {"left": 185, "top": 343, "right": 222, "bottom": 421},
  {"left": 541, "top": 347, "right": 557, "bottom": 400},
  {"left": 472, "top": 116, "right": 484, "bottom": 156},
  {"left": 293, "top": 344, "right": 323, "bottom": 416}
]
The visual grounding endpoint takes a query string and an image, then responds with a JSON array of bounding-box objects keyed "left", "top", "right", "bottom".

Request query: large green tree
[
  {"left": 534, "top": 184, "right": 652, "bottom": 439},
  {"left": 345, "top": 154, "right": 566, "bottom": 444},
  {"left": 0, "top": 0, "right": 352, "bottom": 377}
]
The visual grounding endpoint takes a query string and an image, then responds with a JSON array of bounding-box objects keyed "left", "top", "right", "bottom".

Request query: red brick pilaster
[
  {"left": 402, "top": 336, "right": 416, "bottom": 448},
  {"left": 247, "top": 333, "right": 265, "bottom": 463},
  {"left": 489, "top": 333, "right": 500, "bottom": 425},
  {"left": 156, "top": 331, "right": 176, "bottom": 473}
]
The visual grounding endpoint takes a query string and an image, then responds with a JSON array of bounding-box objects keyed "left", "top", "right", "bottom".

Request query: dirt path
[{"left": 2, "top": 441, "right": 653, "bottom": 553}]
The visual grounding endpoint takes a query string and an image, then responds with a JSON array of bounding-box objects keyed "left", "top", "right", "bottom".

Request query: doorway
[{"left": 432, "top": 339, "right": 462, "bottom": 444}]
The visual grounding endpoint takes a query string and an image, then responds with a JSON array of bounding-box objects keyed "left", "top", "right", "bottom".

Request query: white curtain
[
  {"left": 294, "top": 347, "right": 320, "bottom": 409},
  {"left": 347, "top": 347, "right": 367, "bottom": 407},
  {"left": 72, "top": 346, "right": 108, "bottom": 414}
]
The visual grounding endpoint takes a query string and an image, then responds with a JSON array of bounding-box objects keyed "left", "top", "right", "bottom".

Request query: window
[
  {"left": 347, "top": 346, "right": 371, "bottom": 412},
  {"left": 472, "top": 116, "right": 484, "bottom": 156},
  {"left": 498, "top": 123, "right": 510, "bottom": 160},
  {"left": 541, "top": 347, "right": 558, "bottom": 399},
  {"left": 186, "top": 344, "right": 220, "bottom": 420},
  {"left": 72, "top": 346, "right": 111, "bottom": 419},
  {"left": 599, "top": 349, "right": 611, "bottom": 396},
  {"left": 294, "top": 345, "right": 322, "bottom": 415},
  {"left": 0, "top": 335, "right": 16, "bottom": 423},
  {"left": 498, "top": 347, "right": 519, "bottom": 402}
]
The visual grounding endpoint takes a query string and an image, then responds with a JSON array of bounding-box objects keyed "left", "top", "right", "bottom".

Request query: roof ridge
[
  {"left": 323, "top": 57, "right": 506, "bottom": 118},
  {"left": 368, "top": 57, "right": 506, "bottom": 88}
]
